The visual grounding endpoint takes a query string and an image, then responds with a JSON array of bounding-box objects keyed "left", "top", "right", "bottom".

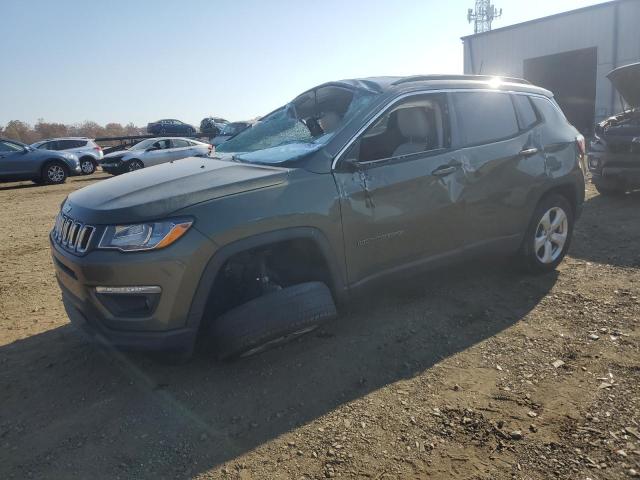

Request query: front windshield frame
[{"left": 216, "top": 85, "right": 378, "bottom": 163}]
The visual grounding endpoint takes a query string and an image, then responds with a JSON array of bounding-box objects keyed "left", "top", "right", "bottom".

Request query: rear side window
[
  {"left": 512, "top": 95, "right": 538, "bottom": 129},
  {"left": 452, "top": 92, "right": 519, "bottom": 146},
  {"left": 172, "top": 139, "right": 190, "bottom": 148},
  {"left": 531, "top": 97, "right": 568, "bottom": 125}
]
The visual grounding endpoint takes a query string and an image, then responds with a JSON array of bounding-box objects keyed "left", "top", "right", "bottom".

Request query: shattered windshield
[{"left": 216, "top": 86, "right": 377, "bottom": 163}]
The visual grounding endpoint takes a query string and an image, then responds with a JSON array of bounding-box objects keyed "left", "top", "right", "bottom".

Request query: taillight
[
  {"left": 576, "top": 134, "right": 587, "bottom": 174},
  {"left": 576, "top": 134, "right": 586, "bottom": 157},
  {"left": 94, "top": 146, "right": 102, "bottom": 151}
]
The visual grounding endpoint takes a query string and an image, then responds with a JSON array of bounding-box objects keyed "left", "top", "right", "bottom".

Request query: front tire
[
  {"left": 126, "top": 160, "right": 144, "bottom": 172},
  {"left": 210, "top": 282, "right": 337, "bottom": 360},
  {"left": 42, "top": 162, "right": 68, "bottom": 184},
  {"left": 518, "top": 194, "right": 574, "bottom": 274}
]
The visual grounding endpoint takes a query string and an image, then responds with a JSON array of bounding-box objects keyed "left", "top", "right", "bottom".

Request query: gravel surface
[{"left": 0, "top": 174, "right": 638, "bottom": 479}]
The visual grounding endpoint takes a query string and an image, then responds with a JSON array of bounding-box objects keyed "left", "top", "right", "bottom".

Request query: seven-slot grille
[{"left": 53, "top": 214, "right": 95, "bottom": 254}]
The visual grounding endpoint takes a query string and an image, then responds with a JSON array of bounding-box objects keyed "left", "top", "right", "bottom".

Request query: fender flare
[{"left": 185, "top": 227, "right": 348, "bottom": 332}]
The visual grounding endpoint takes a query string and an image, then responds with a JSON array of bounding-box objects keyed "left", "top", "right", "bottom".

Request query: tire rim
[
  {"left": 47, "top": 165, "right": 65, "bottom": 182},
  {"left": 534, "top": 206, "right": 568, "bottom": 264},
  {"left": 128, "top": 161, "right": 142, "bottom": 172},
  {"left": 240, "top": 325, "right": 318, "bottom": 358},
  {"left": 81, "top": 160, "right": 94, "bottom": 174}
]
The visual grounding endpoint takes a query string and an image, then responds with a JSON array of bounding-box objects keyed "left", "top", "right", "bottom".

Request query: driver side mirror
[{"left": 146, "top": 146, "right": 159, "bottom": 152}]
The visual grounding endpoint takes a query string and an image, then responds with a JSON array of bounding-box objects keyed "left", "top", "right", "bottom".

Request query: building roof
[{"left": 461, "top": 0, "right": 631, "bottom": 41}]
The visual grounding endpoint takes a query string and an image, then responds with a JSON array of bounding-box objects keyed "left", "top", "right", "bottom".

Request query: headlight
[{"left": 98, "top": 218, "right": 193, "bottom": 252}]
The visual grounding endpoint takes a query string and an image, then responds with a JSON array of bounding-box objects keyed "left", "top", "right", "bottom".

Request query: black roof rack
[{"left": 391, "top": 74, "right": 531, "bottom": 86}]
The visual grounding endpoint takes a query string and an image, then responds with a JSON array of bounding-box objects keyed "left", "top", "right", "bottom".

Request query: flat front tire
[
  {"left": 518, "top": 193, "right": 574, "bottom": 273},
  {"left": 210, "top": 282, "right": 337, "bottom": 360}
]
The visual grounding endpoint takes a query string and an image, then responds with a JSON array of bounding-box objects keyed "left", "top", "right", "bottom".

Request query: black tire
[
  {"left": 518, "top": 193, "right": 574, "bottom": 274},
  {"left": 79, "top": 157, "right": 96, "bottom": 175},
  {"left": 42, "top": 162, "right": 68, "bottom": 184},
  {"left": 210, "top": 281, "right": 337, "bottom": 360},
  {"left": 595, "top": 183, "right": 626, "bottom": 196},
  {"left": 126, "top": 159, "right": 144, "bottom": 172}
]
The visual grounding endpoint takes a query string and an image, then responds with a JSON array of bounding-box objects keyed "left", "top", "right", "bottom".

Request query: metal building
[{"left": 462, "top": 0, "right": 640, "bottom": 133}]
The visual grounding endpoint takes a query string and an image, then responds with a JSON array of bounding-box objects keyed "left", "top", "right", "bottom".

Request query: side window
[
  {"left": 531, "top": 97, "right": 568, "bottom": 124},
  {"left": 172, "top": 139, "right": 190, "bottom": 148},
  {"left": 58, "top": 140, "right": 77, "bottom": 150},
  {"left": 0, "top": 141, "right": 24, "bottom": 153},
  {"left": 355, "top": 94, "right": 449, "bottom": 163},
  {"left": 452, "top": 92, "right": 519, "bottom": 146},
  {"left": 38, "top": 142, "right": 52, "bottom": 150},
  {"left": 512, "top": 95, "right": 538, "bottom": 130}
]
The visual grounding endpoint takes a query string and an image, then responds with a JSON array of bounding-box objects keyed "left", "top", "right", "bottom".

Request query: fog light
[
  {"left": 588, "top": 157, "right": 600, "bottom": 170},
  {"left": 95, "top": 286, "right": 161, "bottom": 317}
]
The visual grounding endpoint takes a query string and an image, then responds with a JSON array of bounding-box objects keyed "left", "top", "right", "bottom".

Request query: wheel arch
[
  {"left": 538, "top": 182, "right": 579, "bottom": 216},
  {"left": 41, "top": 158, "right": 69, "bottom": 174},
  {"left": 185, "top": 227, "right": 348, "bottom": 334}
]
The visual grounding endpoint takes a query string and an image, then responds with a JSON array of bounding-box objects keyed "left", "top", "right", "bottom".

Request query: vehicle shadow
[
  {"left": 0, "top": 175, "right": 107, "bottom": 191},
  {"left": 570, "top": 189, "right": 640, "bottom": 268},
  {"left": 0, "top": 259, "right": 557, "bottom": 479}
]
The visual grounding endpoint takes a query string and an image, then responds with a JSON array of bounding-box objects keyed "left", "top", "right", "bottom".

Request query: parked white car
[{"left": 99, "top": 137, "right": 212, "bottom": 175}]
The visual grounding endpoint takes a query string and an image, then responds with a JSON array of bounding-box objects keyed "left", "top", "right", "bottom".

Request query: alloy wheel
[
  {"left": 534, "top": 206, "right": 568, "bottom": 264},
  {"left": 81, "top": 160, "right": 95, "bottom": 174},
  {"left": 47, "top": 165, "right": 65, "bottom": 183}
]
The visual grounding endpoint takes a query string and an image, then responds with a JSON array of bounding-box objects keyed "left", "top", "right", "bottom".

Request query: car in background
[
  {"left": 99, "top": 137, "right": 212, "bottom": 175},
  {"left": 147, "top": 119, "right": 196, "bottom": 136},
  {"left": 31, "top": 137, "right": 103, "bottom": 175},
  {"left": 0, "top": 138, "right": 81, "bottom": 184},
  {"left": 200, "top": 117, "right": 229, "bottom": 136},
  {"left": 589, "top": 62, "right": 640, "bottom": 195},
  {"left": 210, "top": 121, "right": 252, "bottom": 146}
]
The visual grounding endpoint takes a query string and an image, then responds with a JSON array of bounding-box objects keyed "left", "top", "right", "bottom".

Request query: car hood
[
  {"left": 65, "top": 157, "right": 289, "bottom": 224},
  {"left": 607, "top": 62, "right": 640, "bottom": 108},
  {"left": 103, "top": 150, "right": 130, "bottom": 159}
]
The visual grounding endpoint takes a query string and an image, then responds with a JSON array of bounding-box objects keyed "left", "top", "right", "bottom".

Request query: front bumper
[
  {"left": 99, "top": 161, "right": 125, "bottom": 175},
  {"left": 50, "top": 228, "right": 216, "bottom": 352},
  {"left": 588, "top": 151, "right": 640, "bottom": 189}
]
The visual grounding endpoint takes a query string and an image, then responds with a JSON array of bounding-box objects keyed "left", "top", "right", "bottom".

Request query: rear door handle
[{"left": 519, "top": 148, "right": 539, "bottom": 157}]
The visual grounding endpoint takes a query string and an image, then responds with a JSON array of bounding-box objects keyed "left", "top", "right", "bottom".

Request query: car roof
[
  {"left": 307, "top": 74, "right": 552, "bottom": 98},
  {"left": 0, "top": 137, "right": 25, "bottom": 144},
  {"left": 34, "top": 137, "right": 91, "bottom": 142}
]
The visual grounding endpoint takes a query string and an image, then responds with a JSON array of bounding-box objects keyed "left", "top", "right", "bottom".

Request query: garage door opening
[{"left": 523, "top": 47, "right": 597, "bottom": 134}]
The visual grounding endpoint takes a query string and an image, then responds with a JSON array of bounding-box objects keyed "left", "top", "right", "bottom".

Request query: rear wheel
[
  {"left": 80, "top": 157, "right": 96, "bottom": 175},
  {"left": 126, "top": 160, "right": 144, "bottom": 172},
  {"left": 42, "top": 162, "right": 68, "bottom": 184},
  {"left": 518, "top": 193, "right": 574, "bottom": 273}
]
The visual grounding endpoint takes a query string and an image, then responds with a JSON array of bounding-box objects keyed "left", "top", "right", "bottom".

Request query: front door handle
[
  {"left": 432, "top": 163, "right": 459, "bottom": 177},
  {"left": 519, "top": 148, "right": 539, "bottom": 157}
]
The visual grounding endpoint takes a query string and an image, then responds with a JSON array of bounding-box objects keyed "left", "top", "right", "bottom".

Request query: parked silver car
[
  {"left": 31, "top": 137, "right": 103, "bottom": 175},
  {"left": 99, "top": 137, "right": 212, "bottom": 175}
]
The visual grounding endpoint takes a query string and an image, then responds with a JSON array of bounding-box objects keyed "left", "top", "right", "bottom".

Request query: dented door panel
[{"left": 333, "top": 151, "right": 465, "bottom": 285}]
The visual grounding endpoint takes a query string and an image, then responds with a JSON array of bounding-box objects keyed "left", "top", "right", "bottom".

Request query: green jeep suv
[{"left": 50, "top": 75, "right": 586, "bottom": 359}]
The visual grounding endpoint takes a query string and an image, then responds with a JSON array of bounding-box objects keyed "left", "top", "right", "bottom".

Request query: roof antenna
[{"left": 468, "top": 1, "right": 502, "bottom": 34}]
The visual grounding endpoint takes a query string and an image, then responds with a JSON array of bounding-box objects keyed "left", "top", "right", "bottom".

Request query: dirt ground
[{"left": 0, "top": 174, "right": 639, "bottom": 480}]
